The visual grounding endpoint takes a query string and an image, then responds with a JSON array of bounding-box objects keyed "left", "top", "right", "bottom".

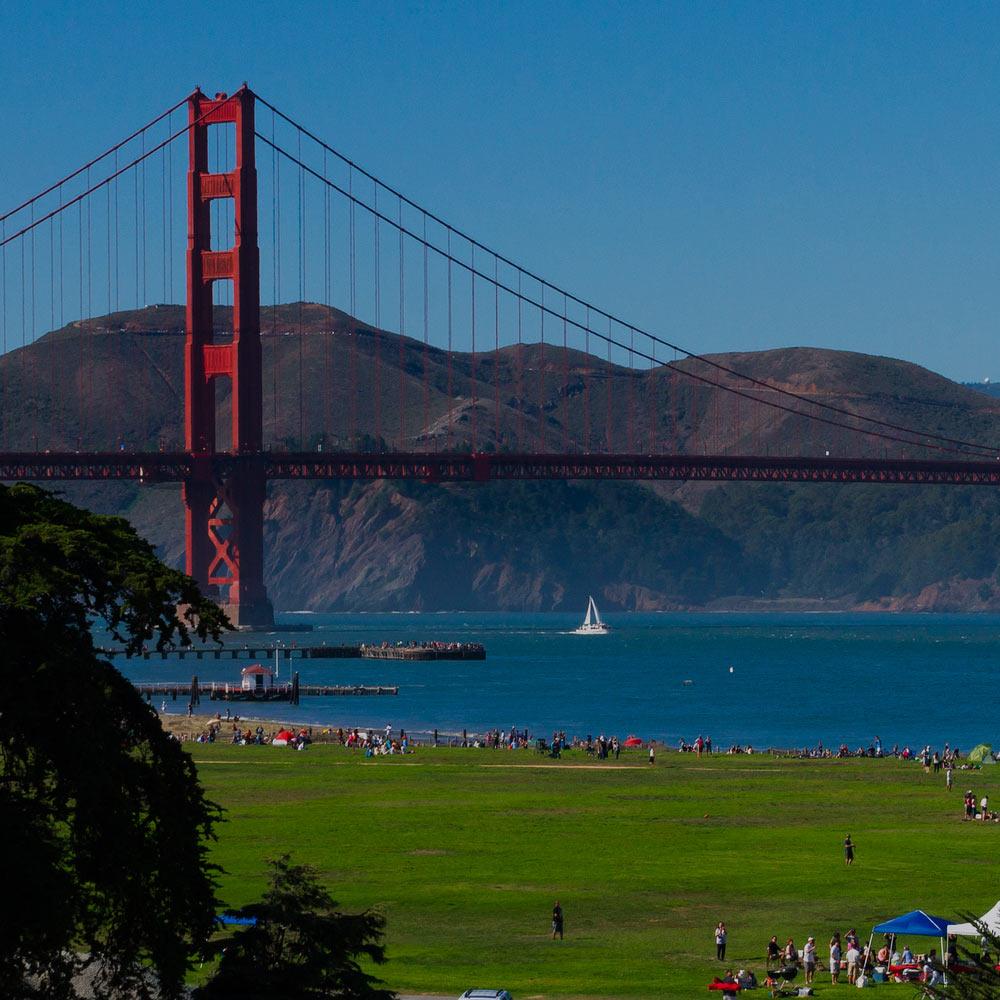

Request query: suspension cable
[
  {"left": 253, "top": 132, "right": 996, "bottom": 460},
  {"left": 0, "top": 96, "right": 187, "bottom": 225},
  {"left": 253, "top": 91, "right": 997, "bottom": 456}
]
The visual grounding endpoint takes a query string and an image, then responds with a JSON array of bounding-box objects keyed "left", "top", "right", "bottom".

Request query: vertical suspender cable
[
  {"left": 422, "top": 213, "right": 429, "bottom": 442},
  {"left": 86, "top": 167, "right": 93, "bottom": 443},
  {"left": 167, "top": 118, "right": 173, "bottom": 304},
  {"left": 49, "top": 216, "right": 56, "bottom": 443},
  {"left": 140, "top": 131, "right": 146, "bottom": 308},
  {"left": 324, "top": 149, "right": 331, "bottom": 448},
  {"left": 398, "top": 196, "right": 405, "bottom": 449},
  {"left": 517, "top": 270, "right": 524, "bottom": 448},
  {"left": 349, "top": 166, "right": 357, "bottom": 447},
  {"left": 78, "top": 199, "right": 84, "bottom": 447},
  {"left": 271, "top": 111, "right": 279, "bottom": 444},
  {"left": 113, "top": 151, "right": 119, "bottom": 313},
  {"left": 584, "top": 306, "right": 591, "bottom": 453},
  {"left": 374, "top": 185, "right": 381, "bottom": 449},
  {"left": 562, "top": 293, "right": 569, "bottom": 452},
  {"left": 133, "top": 156, "right": 140, "bottom": 310},
  {"left": 161, "top": 133, "right": 167, "bottom": 303},
  {"left": 59, "top": 186, "right": 64, "bottom": 329},
  {"left": 1, "top": 219, "right": 5, "bottom": 448},
  {"left": 538, "top": 281, "right": 545, "bottom": 453},
  {"left": 470, "top": 244, "right": 476, "bottom": 451},
  {"left": 494, "top": 256, "right": 500, "bottom": 448},
  {"left": 627, "top": 326, "right": 634, "bottom": 453},
  {"left": 275, "top": 122, "right": 282, "bottom": 443},
  {"left": 648, "top": 335, "right": 655, "bottom": 454},
  {"left": 446, "top": 228, "right": 453, "bottom": 450},
  {"left": 396, "top": 198, "right": 406, "bottom": 451},
  {"left": 733, "top": 378, "right": 740, "bottom": 455},
  {"left": 19, "top": 215, "right": 26, "bottom": 406},
  {"left": 30, "top": 204, "right": 36, "bottom": 359},
  {"left": 606, "top": 317, "right": 612, "bottom": 452},
  {"left": 297, "top": 129, "right": 304, "bottom": 449},
  {"left": 106, "top": 182, "right": 112, "bottom": 317},
  {"left": 713, "top": 379, "right": 720, "bottom": 454}
]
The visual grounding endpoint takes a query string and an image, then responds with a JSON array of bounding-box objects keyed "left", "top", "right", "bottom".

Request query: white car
[{"left": 459, "top": 991, "right": 513, "bottom": 1000}]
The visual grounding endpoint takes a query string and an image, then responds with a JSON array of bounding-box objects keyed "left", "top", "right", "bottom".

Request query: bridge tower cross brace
[{"left": 182, "top": 86, "right": 273, "bottom": 628}]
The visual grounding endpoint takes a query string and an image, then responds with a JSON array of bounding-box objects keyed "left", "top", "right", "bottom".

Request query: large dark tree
[
  {"left": 197, "top": 854, "right": 395, "bottom": 1000},
  {"left": 0, "top": 483, "right": 229, "bottom": 999}
]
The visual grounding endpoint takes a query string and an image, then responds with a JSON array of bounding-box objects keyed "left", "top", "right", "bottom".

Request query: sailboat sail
[{"left": 574, "top": 595, "right": 609, "bottom": 634}]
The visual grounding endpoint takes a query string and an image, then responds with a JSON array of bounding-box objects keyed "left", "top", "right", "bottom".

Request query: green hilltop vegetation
[
  {"left": 5, "top": 304, "right": 1000, "bottom": 610},
  {"left": 194, "top": 744, "right": 1000, "bottom": 999}
]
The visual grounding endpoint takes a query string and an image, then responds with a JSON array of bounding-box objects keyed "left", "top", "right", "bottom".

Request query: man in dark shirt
[{"left": 551, "top": 901, "right": 564, "bottom": 940}]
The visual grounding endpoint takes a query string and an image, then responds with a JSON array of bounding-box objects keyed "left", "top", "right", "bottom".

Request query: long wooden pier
[
  {"left": 101, "top": 642, "right": 485, "bottom": 662},
  {"left": 135, "top": 672, "right": 397, "bottom": 706}
]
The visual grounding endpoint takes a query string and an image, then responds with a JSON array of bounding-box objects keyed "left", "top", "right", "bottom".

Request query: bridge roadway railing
[{"left": 3, "top": 451, "right": 1000, "bottom": 485}]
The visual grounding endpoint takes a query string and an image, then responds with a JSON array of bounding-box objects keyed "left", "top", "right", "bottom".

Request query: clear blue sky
[{"left": 2, "top": 0, "right": 999, "bottom": 380}]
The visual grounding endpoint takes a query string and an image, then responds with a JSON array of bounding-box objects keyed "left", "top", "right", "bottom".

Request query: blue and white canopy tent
[{"left": 863, "top": 910, "right": 952, "bottom": 977}]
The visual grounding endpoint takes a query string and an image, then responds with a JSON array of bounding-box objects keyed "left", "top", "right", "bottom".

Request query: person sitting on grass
[
  {"left": 767, "top": 935, "right": 781, "bottom": 965},
  {"left": 923, "top": 949, "right": 943, "bottom": 985}
]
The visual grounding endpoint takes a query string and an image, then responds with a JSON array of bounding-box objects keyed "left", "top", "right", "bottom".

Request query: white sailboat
[{"left": 573, "top": 595, "right": 610, "bottom": 635}]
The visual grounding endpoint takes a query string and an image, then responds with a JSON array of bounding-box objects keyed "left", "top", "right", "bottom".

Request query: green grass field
[{"left": 193, "top": 746, "right": 1000, "bottom": 999}]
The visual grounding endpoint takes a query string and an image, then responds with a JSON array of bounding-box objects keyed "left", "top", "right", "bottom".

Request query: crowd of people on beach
[{"left": 163, "top": 710, "right": 998, "bottom": 793}]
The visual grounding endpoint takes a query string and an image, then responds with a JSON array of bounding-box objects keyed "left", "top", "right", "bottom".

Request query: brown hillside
[{"left": 5, "top": 305, "right": 1000, "bottom": 611}]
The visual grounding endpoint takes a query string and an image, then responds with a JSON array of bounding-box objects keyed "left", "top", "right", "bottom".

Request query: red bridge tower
[{"left": 183, "top": 86, "right": 273, "bottom": 628}]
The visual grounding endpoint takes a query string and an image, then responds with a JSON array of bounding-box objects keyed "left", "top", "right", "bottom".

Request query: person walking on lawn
[{"left": 551, "top": 901, "right": 564, "bottom": 940}]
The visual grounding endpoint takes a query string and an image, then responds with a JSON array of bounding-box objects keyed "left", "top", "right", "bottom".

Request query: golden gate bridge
[{"left": 2, "top": 85, "right": 998, "bottom": 627}]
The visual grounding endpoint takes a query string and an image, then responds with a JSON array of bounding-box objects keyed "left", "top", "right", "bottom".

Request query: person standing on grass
[
  {"left": 846, "top": 941, "right": 861, "bottom": 984},
  {"left": 649, "top": 744, "right": 656, "bottom": 765},
  {"left": 551, "top": 901, "right": 564, "bottom": 940},
  {"left": 803, "top": 937, "right": 817, "bottom": 983},
  {"left": 715, "top": 922, "right": 727, "bottom": 961},
  {"left": 946, "top": 762, "right": 953, "bottom": 791},
  {"left": 829, "top": 933, "right": 842, "bottom": 984},
  {"left": 843, "top": 834, "right": 855, "bottom": 865}
]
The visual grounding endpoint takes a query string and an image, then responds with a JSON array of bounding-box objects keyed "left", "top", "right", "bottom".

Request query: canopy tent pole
[{"left": 862, "top": 929, "right": 875, "bottom": 979}]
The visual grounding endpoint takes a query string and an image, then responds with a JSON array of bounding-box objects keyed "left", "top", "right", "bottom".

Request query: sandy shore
[{"left": 158, "top": 711, "right": 327, "bottom": 742}]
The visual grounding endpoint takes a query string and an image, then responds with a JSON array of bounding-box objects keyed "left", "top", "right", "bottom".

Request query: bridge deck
[{"left": 4, "top": 451, "right": 1000, "bottom": 485}]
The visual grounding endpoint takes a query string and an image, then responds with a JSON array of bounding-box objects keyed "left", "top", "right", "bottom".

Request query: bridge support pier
[{"left": 183, "top": 86, "right": 273, "bottom": 629}]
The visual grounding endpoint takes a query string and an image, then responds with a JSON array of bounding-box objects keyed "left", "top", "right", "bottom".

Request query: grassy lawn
[{"left": 193, "top": 746, "right": 1000, "bottom": 999}]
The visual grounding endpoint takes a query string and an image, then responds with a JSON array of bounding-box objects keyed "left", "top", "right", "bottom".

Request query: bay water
[{"left": 117, "top": 612, "right": 1000, "bottom": 749}]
